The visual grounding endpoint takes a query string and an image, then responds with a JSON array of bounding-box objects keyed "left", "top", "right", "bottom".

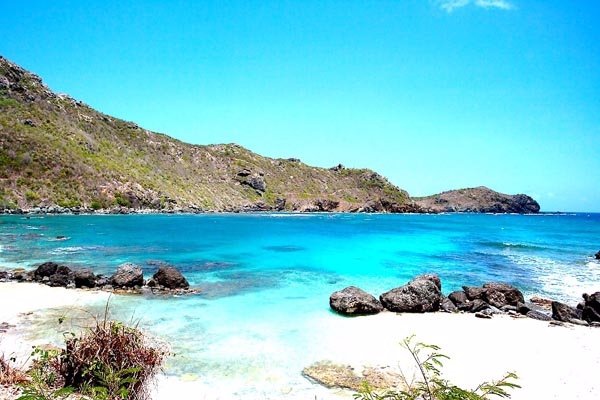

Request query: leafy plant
[
  {"left": 354, "top": 336, "right": 520, "bottom": 400},
  {"left": 17, "top": 346, "right": 73, "bottom": 400}
]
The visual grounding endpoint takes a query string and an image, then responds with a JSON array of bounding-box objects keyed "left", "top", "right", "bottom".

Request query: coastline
[{"left": 1, "top": 282, "right": 599, "bottom": 399}]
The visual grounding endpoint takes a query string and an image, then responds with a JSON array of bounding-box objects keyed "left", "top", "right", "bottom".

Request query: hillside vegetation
[{"left": 0, "top": 56, "right": 418, "bottom": 213}]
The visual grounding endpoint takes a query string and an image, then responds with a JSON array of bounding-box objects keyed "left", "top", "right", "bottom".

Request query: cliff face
[
  {"left": 0, "top": 56, "right": 417, "bottom": 213},
  {"left": 413, "top": 186, "right": 540, "bottom": 214}
]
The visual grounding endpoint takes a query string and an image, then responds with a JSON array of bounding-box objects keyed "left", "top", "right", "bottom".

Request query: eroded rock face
[
  {"left": 462, "top": 286, "right": 486, "bottom": 301},
  {"left": 380, "top": 278, "right": 441, "bottom": 313},
  {"left": 329, "top": 286, "right": 383, "bottom": 316},
  {"left": 482, "top": 282, "right": 524, "bottom": 306},
  {"left": 412, "top": 274, "right": 442, "bottom": 291},
  {"left": 110, "top": 263, "right": 143, "bottom": 288},
  {"left": 152, "top": 266, "right": 189, "bottom": 289}
]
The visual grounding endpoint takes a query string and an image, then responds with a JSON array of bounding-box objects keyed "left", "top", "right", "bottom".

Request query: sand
[{"left": 1, "top": 282, "right": 599, "bottom": 399}]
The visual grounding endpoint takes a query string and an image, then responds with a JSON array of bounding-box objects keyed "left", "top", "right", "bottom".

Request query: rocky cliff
[
  {"left": 0, "top": 56, "right": 419, "bottom": 213},
  {"left": 413, "top": 186, "right": 540, "bottom": 214}
]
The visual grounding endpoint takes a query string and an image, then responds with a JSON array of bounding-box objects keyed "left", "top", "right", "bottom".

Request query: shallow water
[{"left": 1, "top": 213, "right": 599, "bottom": 397}]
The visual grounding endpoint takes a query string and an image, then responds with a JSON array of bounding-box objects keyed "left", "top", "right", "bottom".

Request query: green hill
[{"left": 0, "top": 56, "right": 418, "bottom": 213}]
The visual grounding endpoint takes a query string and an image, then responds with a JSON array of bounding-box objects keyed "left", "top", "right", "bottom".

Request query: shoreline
[{"left": 1, "top": 282, "right": 600, "bottom": 399}]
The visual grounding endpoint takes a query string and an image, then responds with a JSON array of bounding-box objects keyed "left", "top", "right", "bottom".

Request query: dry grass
[
  {"left": 62, "top": 313, "right": 168, "bottom": 400},
  {"left": 0, "top": 354, "right": 28, "bottom": 386}
]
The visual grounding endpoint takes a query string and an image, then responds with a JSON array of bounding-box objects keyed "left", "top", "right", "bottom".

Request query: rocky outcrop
[
  {"left": 413, "top": 186, "right": 540, "bottom": 214},
  {"left": 329, "top": 286, "right": 383, "bottom": 315},
  {"left": 152, "top": 266, "right": 190, "bottom": 289},
  {"left": 73, "top": 269, "right": 97, "bottom": 288},
  {"left": 595, "top": 251, "right": 600, "bottom": 260},
  {"left": 34, "top": 262, "right": 59, "bottom": 279},
  {"left": 110, "top": 263, "right": 144, "bottom": 288},
  {"left": 380, "top": 275, "right": 442, "bottom": 313}
]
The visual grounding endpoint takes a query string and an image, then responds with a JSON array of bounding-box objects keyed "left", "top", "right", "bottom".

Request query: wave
[
  {"left": 49, "top": 246, "right": 98, "bottom": 255},
  {"left": 479, "top": 241, "right": 548, "bottom": 251}
]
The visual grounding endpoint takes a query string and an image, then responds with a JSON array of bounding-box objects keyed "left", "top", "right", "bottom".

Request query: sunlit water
[{"left": 1, "top": 213, "right": 599, "bottom": 397}]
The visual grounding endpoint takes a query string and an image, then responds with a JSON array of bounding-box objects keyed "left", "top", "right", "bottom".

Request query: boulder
[
  {"left": 448, "top": 290, "right": 470, "bottom": 309},
  {"left": 582, "top": 292, "right": 600, "bottom": 323},
  {"left": 551, "top": 301, "right": 582, "bottom": 323},
  {"left": 482, "top": 282, "right": 524, "bottom": 306},
  {"left": 34, "top": 262, "right": 59, "bottom": 279},
  {"left": 595, "top": 251, "right": 600, "bottom": 260},
  {"left": 526, "top": 310, "right": 552, "bottom": 321},
  {"left": 73, "top": 269, "right": 97, "bottom": 288},
  {"left": 0, "top": 271, "right": 9, "bottom": 281},
  {"left": 330, "top": 286, "right": 384, "bottom": 315},
  {"left": 440, "top": 296, "right": 457, "bottom": 313},
  {"left": 470, "top": 299, "right": 490, "bottom": 313},
  {"left": 380, "top": 278, "right": 441, "bottom": 313},
  {"left": 110, "top": 263, "right": 143, "bottom": 288},
  {"left": 462, "top": 286, "right": 486, "bottom": 301},
  {"left": 46, "top": 266, "right": 73, "bottom": 287},
  {"left": 483, "top": 289, "right": 507, "bottom": 309},
  {"left": 152, "top": 266, "right": 189, "bottom": 289}
]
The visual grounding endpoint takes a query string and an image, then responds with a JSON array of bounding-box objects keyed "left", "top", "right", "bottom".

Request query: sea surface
[{"left": 1, "top": 213, "right": 599, "bottom": 397}]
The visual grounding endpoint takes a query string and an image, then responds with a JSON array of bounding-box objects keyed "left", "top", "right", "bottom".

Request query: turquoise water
[{"left": 1, "top": 213, "right": 600, "bottom": 396}]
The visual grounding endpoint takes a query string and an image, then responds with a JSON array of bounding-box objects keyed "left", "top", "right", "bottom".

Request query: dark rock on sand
[
  {"left": 582, "top": 292, "right": 600, "bottom": 323},
  {"left": 47, "top": 265, "right": 73, "bottom": 287},
  {"left": 330, "top": 286, "right": 384, "bottom": 315},
  {"left": 551, "top": 301, "right": 582, "bottom": 323},
  {"left": 73, "top": 269, "right": 97, "bottom": 288},
  {"left": 412, "top": 274, "right": 442, "bottom": 291},
  {"left": 448, "top": 290, "right": 470, "bottom": 309},
  {"left": 595, "top": 251, "right": 600, "bottom": 260},
  {"left": 380, "top": 277, "right": 441, "bottom": 313},
  {"left": 469, "top": 299, "right": 490, "bottom": 313},
  {"left": 152, "top": 266, "right": 189, "bottom": 290},
  {"left": 34, "top": 262, "right": 59, "bottom": 279},
  {"left": 526, "top": 310, "right": 552, "bottom": 321},
  {"left": 440, "top": 296, "right": 457, "bottom": 313},
  {"left": 111, "top": 263, "right": 143, "bottom": 288},
  {"left": 0, "top": 271, "right": 9, "bottom": 281}
]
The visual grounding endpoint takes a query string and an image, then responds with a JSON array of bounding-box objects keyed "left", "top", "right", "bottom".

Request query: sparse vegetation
[{"left": 354, "top": 336, "right": 520, "bottom": 400}]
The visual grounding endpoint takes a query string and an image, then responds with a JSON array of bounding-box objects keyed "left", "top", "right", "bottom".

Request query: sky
[{"left": 1, "top": 0, "right": 599, "bottom": 212}]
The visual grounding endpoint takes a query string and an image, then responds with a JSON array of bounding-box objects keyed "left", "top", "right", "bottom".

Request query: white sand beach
[{"left": 1, "top": 282, "right": 599, "bottom": 400}]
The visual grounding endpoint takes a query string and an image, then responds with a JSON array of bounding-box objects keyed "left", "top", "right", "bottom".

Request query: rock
[
  {"left": 526, "top": 310, "right": 552, "bottom": 321},
  {"left": 301, "top": 361, "right": 362, "bottom": 391},
  {"left": 34, "top": 262, "right": 59, "bottom": 279},
  {"left": 581, "top": 292, "right": 600, "bottom": 323},
  {"left": 551, "top": 301, "right": 582, "bottom": 323},
  {"left": 501, "top": 305, "right": 518, "bottom": 312},
  {"left": 330, "top": 286, "right": 383, "bottom": 316},
  {"left": 475, "top": 311, "right": 492, "bottom": 319},
  {"left": 483, "top": 289, "right": 507, "bottom": 309},
  {"left": 462, "top": 286, "right": 485, "bottom": 301},
  {"left": 110, "top": 263, "right": 143, "bottom": 288},
  {"left": 412, "top": 274, "right": 441, "bottom": 291},
  {"left": 569, "top": 319, "right": 590, "bottom": 327},
  {"left": 440, "top": 296, "right": 457, "bottom": 313},
  {"left": 73, "top": 269, "right": 97, "bottom": 288},
  {"left": 302, "top": 361, "right": 402, "bottom": 392},
  {"left": 448, "top": 290, "right": 469, "bottom": 309},
  {"left": 152, "top": 266, "right": 189, "bottom": 290},
  {"left": 47, "top": 265, "right": 73, "bottom": 287},
  {"left": 146, "top": 279, "right": 156, "bottom": 287},
  {"left": 247, "top": 175, "right": 266, "bottom": 192},
  {"left": 595, "top": 251, "right": 600, "bottom": 260},
  {"left": 380, "top": 278, "right": 441, "bottom": 313},
  {"left": 0, "top": 271, "right": 9, "bottom": 281},
  {"left": 529, "top": 296, "right": 553, "bottom": 310},
  {"left": 470, "top": 299, "right": 490, "bottom": 313},
  {"left": 482, "top": 282, "right": 524, "bottom": 306}
]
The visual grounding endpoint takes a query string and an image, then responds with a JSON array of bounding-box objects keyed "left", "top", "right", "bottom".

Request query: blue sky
[{"left": 1, "top": 0, "right": 599, "bottom": 211}]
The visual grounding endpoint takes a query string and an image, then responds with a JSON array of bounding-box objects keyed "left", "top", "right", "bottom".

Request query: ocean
[{"left": 1, "top": 213, "right": 599, "bottom": 397}]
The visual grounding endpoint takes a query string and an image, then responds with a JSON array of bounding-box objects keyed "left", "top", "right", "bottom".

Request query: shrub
[
  {"left": 63, "top": 311, "right": 168, "bottom": 400},
  {"left": 0, "top": 354, "right": 29, "bottom": 386},
  {"left": 354, "top": 336, "right": 520, "bottom": 400}
]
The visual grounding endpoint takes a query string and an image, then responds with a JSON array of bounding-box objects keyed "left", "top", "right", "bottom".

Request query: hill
[
  {"left": 0, "top": 56, "right": 420, "bottom": 213},
  {"left": 413, "top": 186, "right": 540, "bottom": 213}
]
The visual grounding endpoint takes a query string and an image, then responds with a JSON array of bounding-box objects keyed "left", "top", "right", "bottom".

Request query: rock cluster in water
[
  {"left": 0, "top": 261, "right": 195, "bottom": 295},
  {"left": 329, "top": 273, "right": 600, "bottom": 327}
]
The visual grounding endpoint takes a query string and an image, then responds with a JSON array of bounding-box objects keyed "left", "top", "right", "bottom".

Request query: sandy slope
[{"left": 1, "top": 283, "right": 599, "bottom": 399}]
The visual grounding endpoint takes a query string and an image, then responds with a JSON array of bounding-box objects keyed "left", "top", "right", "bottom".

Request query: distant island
[{"left": 0, "top": 56, "right": 539, "bottom": 214}]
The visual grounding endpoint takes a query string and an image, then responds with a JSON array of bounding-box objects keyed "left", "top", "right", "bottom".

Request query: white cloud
[{"left": 437, "top": 0, "right": 514, "bottom": 12}]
